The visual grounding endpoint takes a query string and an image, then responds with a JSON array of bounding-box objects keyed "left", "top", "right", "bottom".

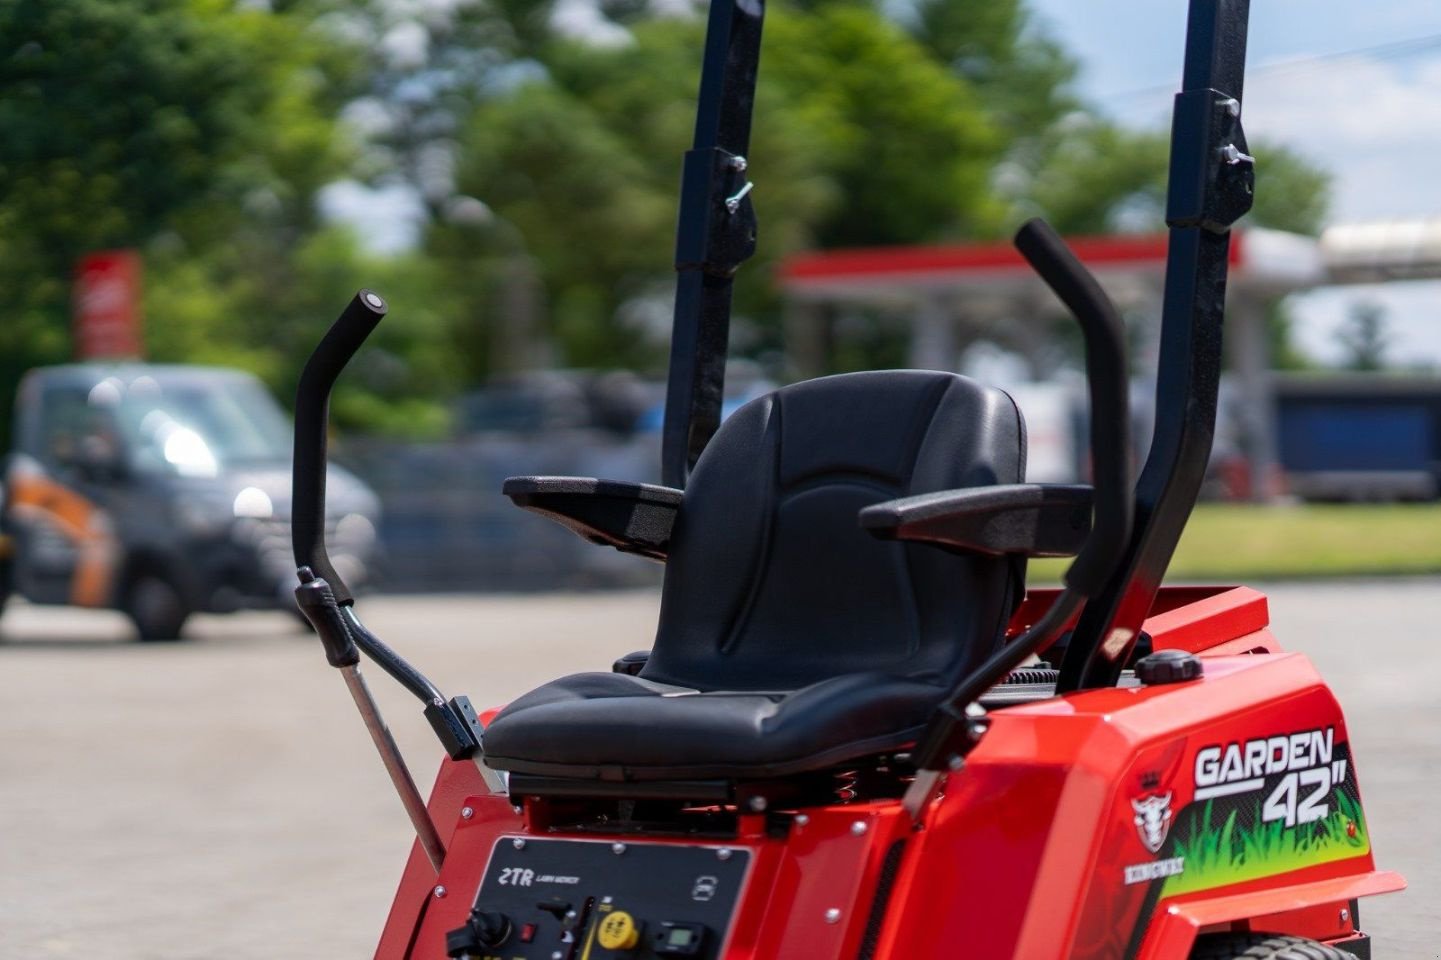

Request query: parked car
[{"left": 0, "top": 364, "right": 380, "bottom": 639}]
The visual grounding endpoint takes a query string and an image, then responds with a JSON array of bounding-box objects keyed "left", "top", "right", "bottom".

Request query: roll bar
[
  {"left": 659, "top": 0, "right": 764, "bottom": 488},
  {"left": 1057, "top": 0, "right": 1255, "bottom": 691}
]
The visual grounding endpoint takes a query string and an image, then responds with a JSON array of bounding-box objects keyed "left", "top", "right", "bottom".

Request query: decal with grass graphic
[
  {"left": 1161, "top": 791, "right": 1368, "bottom": 896},
  {"left": 1158, "top": 732, "right": 1369, "bottom": 897}
]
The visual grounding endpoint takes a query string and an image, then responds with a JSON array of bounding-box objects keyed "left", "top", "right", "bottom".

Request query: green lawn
[{"left": 1031, "top": 503, "right": 1441, "bottom": 582}]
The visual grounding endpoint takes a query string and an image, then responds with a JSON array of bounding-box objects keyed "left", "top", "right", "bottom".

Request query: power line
[{"left": 1103, "top": 31, "right": 1441, "bottom": 102}]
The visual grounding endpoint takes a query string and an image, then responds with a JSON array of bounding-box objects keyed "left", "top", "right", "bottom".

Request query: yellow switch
[{"left": 596, "top": 910, "right": 640, "bottom": 951}]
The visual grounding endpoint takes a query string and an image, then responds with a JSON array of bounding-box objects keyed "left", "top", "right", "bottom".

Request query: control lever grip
[
  {"left": 294, "top": 567, "right": 359, "bottom": 668},
  {"left": 292, "top": 289, "right": 387, "bottom": 605},
  {"left": 1013, "top": 219, "right": 1132, "bottom": 597}
]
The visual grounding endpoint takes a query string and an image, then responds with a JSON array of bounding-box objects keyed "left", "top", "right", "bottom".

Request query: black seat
[{"left": 483, "top": 371, "right": 1027, "bottom": 781}]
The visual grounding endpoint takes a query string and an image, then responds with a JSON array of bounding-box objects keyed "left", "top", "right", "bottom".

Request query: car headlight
[
  {"left": 232, "top": 486, "right": 274, "bottom": 519},
  {"left": 334, "top": 512, "right": 377, "bottom": 548}
]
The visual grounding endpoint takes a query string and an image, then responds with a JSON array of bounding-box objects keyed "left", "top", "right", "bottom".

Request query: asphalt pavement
[{"left": 1, "top": 581, "right": 1437, "bottom": 958}]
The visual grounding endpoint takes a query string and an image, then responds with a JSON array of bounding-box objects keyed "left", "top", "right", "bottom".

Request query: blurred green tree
[
  {"left": 1338, "top": 300, "right": 1391, "bottom": 372},
  {"left": 416, "top": 1, "right": 1332, "bottom": 379},
  {"left": 0, "top": 0, "right": 1337, "bottom": 443},
  {"left": 0, "top": 0, "right": 351, "bottom": 441},
  {"left": 436, "top": 3, "right": 1007, "bottom": 374}
]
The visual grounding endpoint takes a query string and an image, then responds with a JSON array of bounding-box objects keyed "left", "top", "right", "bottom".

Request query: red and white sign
[{"left": 74, "top": 250, "right": 143, "bottom": 360}]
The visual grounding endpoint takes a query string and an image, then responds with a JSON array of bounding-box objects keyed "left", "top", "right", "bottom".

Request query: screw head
[
  {"left": 433, "top": 885, "right": 447, "bottom": 898},
  {"left": 1340, "top": 907, "right": 1351, "bottom": 923},
  {"left": 460, "top": 806, "right": 474, "bottom": 820},
  {"left": 729, "top": 155, "right": 748, "bottom": 172},
  {"left": 748, "top": 795, "right": 768, "bottom": 812},
  {"left": 824, "top": 908, "right": 842, "bottom": 924},
  {"left": 850, "top": 820, "right": 868, "bottom": 836},
  {"left": 717, "top": 847, "right": 733, "bottom": 861},
  {"left": 1222, "top": 97, "right": 1240, "bottom": 117},
  {"left": 512, "top": 838, "right": 527, "bottom": 850},
  {"left": 612, "top": 842, "right": 627, "bottom": 855},
  {"left": 794, "top": 814, "right": 810, "bottom": 827}
]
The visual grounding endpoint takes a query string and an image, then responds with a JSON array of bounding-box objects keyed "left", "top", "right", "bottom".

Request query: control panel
[{"left": 447, "top": 836, "right": 751, "bottom": 960}]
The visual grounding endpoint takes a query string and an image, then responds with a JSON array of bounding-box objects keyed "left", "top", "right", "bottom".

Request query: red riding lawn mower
[{"left": 289, "top": 0, "right": 1404, "bottom": 957}]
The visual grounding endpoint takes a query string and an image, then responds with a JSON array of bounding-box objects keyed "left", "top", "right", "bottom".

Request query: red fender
[{"left": 1135, "top": 870, "right": 1406, "bottom": 959}]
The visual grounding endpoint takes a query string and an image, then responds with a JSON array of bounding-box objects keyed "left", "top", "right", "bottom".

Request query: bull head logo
[{"left": 1131, "top": 792, "right": 1173, "bottom": 853}]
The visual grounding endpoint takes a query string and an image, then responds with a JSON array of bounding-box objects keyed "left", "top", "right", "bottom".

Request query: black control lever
[
  {"left": 903, "top": 221, "right": 1133, "bottom": 818},
  {"left": 291, "top": 291, "right": 508, "bottom": 872},
  {"left": 291, "top": 289, "right": 491, "bottom": 761},
  {"left": 1013, "top": 217, "right": 1134, "bottom": 595},
  {"left": 293, "top": 290, "right": 386, "bottom": 605}
]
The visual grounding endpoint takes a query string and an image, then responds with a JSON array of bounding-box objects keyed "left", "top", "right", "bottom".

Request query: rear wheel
[
  {"left": 123, "top": 572, "right": 191, "bottom": 642},
  {"left": 1191, "top": 934, "right": 1359, "bottom": 960}
]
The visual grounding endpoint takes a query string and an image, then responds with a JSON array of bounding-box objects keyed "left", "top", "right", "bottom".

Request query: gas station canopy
[
  {"left": 779, "top": 219, "right": 1441, "bottom": 309},
  {"left": 779, "top": 227, "right": 1326, "bottom": 307},
  {"left": 775, "top": 221, "right": 1441, "bottom": 501}
]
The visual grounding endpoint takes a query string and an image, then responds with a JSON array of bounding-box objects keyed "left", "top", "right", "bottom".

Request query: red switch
[{"left": 520, "top": 923, "right": 537, "bottom": 943}]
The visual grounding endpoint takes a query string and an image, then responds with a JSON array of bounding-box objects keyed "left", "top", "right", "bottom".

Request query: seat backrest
[{"left": 641, "top": 371, "right": 1027, "bottom": 692}]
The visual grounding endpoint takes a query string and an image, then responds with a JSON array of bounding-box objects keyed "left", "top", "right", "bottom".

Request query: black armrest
[
  {"left": 859, "top": 484, "right": 1093, "bottom": 558},
  {"left": 502, "top": 477, "right": 683, "bottom": 561}
]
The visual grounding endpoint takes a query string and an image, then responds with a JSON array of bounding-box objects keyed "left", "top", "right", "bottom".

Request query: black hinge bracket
[
  {"left": 675, "top": 147, "right": 758, "bottom": 278},
  {"left": 1166, "top": 89, "right": 1255, "bottom": 234},
  {"left": 424, "top": 695, "right": 487, "bottom": 761}
]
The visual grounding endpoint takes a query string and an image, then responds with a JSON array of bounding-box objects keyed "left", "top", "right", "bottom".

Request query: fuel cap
[
  {"left": 598, "top": 911, "right": 641, "bottom": 951},
  {"left": 1135, "top": 649, "right": 1203, "bottom": 685}
]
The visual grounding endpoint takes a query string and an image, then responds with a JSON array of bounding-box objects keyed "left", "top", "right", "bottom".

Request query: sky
[{"left": 1029, "top": 0, "right": 1441, "bottom": 367}]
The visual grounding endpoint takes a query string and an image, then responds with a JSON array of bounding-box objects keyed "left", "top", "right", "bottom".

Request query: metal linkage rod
[{"left": 342, "top": 664, "right": 448, "bottom": 872}]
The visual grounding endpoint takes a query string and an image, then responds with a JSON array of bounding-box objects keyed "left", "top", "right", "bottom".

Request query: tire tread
[{"left": 1191, "top": 933, "right": 1357, "bottom": 960}]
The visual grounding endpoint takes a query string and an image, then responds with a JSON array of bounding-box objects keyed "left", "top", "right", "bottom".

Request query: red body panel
[{"left": 376, "top": 588, "right": 1402, "bottom": 959}]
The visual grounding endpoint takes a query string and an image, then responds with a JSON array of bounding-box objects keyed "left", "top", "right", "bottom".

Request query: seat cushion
[{"left": 483, "top": 670, "right": 948, "bottom": 781}]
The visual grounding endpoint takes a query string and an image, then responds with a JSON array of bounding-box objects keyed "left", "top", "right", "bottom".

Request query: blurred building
[{"left": 778, "top": 220, "right": 1441, "bottom": 501}]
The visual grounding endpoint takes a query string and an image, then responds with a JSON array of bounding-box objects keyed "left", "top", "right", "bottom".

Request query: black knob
[
  {"left": 446, "top": 911, "right": 511, "bottom": 957},
  {"left": 1135, "top": 649, "right": 1203, "bottom": 685},
  {"left": 474, "top": 912, "right": 512, "bottom": 947}
]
